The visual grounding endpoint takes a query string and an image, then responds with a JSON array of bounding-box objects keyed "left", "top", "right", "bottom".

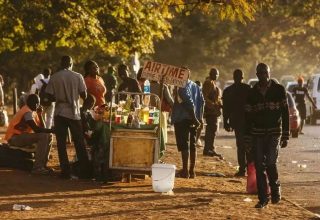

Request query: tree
[
  {"left": 0, "top": 0, "right": 258, "bottom": 56},
  {"left": 153, "top": 0, "right": 320, "bottom": 82}
]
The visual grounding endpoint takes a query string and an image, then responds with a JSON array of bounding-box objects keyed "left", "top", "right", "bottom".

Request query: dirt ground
[{"left": 0, "top": 129, "right": 318, "bottom": 220}]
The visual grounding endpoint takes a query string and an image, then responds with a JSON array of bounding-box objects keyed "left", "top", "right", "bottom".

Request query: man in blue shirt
[{"left": 171, "top": 69, "right": 204, "bottom": 178}]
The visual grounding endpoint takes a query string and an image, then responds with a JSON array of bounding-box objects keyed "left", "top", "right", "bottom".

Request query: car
[
  {"left": 305, "top": 74, "right": 320, "bottom": 125},
  {"left": 280, "top": 75, "right": 295, "bottom": 88},
  {"left": 286, "top": 81, "right": 298, "bottom": 94},
  {"left": 287, "top": 92, "right": 301, "bottom": 138},
  {"left": 248, "top": 78, "right": 258, "bottom": 87}
]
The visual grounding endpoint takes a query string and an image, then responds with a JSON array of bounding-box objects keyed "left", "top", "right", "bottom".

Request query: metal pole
[{"left": 13, "top": 88, "right": 17, "bottom": 114}]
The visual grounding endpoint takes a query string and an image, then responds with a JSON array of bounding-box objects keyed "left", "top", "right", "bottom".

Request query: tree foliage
[
  {"left": 0, "top": 0, "right": 257, "bottom": 56},
  {"left": 154, "top": 0, "right": 320, "bottom": 82}
]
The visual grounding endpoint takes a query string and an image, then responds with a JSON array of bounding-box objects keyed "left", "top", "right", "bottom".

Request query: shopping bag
[
  {"left": 246, "top": 162, "right": 271, "bottom": 195},
  {"left": 247, "top": 162, "right": 257, "bottom": 194}
]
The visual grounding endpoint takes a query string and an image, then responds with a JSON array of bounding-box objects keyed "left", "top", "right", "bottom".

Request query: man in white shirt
[{"left": 46, "top": 55, "right": 90, "bottom": 179}]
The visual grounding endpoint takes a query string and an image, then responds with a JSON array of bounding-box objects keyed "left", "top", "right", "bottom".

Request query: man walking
[
  {"left": 245, "top": 63, "right": 289, "bottom": 208},
  {"left": 46, "top": 55, "right": 90, "bottom": 179},
  {"left": 171, "top": 68, "right": 204, "bottom": 178},
  {"left": 292, "top": 77, "right": 316, "bottom": 134},
  {"left": 202, "top": 68, "right": 223, "bottom": 159},
  {"left": 223, "top": 69, "right": 250, "bottom": 176}
]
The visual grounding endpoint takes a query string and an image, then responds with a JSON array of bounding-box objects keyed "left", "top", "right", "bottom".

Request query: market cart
[{"left": 108, "top": 92, "right": 163, "bottom": 176}]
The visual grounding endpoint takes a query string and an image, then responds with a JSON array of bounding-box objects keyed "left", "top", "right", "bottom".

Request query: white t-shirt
[{"left": 46, "top": 69, "right": 86, "bottom": 120}]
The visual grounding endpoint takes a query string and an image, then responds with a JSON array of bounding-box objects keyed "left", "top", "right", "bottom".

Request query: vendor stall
[{"left": 108, "top": 92, "right": 163, "bottom": 174}]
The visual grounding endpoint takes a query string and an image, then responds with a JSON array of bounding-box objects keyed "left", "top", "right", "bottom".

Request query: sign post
[{"left": 141, "top": 61, "right": 189, "bottom": 88}]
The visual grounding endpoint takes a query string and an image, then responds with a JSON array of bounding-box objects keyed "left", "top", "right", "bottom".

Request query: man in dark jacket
[
  {"left": 223, "top": 69, "right": 250, "bottom": 176},
  {"left": 245, "top": 63, "right": 289, "bottom": 208}
]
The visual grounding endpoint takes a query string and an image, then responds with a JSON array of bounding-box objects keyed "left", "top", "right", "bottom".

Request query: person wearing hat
[{"left": 292, "top": 76, "right": 316, "bottom": 134}]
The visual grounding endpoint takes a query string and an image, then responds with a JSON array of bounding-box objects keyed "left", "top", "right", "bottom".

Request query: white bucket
[{"left": 152, "top": 163, "right": 176, "bottom": 193}]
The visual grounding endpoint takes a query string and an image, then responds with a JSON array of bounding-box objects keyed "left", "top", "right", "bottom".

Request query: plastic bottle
[
  {"left": 12, "top": 204, "right": 33, "bottom": 211},
  {"left": 153, "top": 109, "right": 160, "bottom": 124},
  {"left": 143, "top": 79, "right": 150, "bottom": 93}
]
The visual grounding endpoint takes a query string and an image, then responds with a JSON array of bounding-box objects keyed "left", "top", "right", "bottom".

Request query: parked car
[
  {"left": 306, "top": 74, "right": 320, "bottom": 125},
  {"left": 286, "top": 81, "right": 307, "bottom": 94},
  {"left": 287, "top": 92, "right": 301, "bottom": 138},
  {"left": 280, "top": 75, "right": 295, "bottom": 88},
  {"left": 248, "top": 78, "right": 258, "bottom": 87}
]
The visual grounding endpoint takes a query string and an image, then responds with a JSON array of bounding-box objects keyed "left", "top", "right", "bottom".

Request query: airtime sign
[{"left": 141, "top": 61, "right": 189, "bottom": 88}]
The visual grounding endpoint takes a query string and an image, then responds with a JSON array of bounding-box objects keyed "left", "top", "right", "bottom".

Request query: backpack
[{"left": 39, "top": 79, "right": 52, "bottom": 106}]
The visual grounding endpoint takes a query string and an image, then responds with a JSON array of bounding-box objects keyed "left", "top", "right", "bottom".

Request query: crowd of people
[
  {"left": 170, "top": 63, "right": 289, "bottom": 209},
  {"left": 3, "top": 56, "right": 291, "bottom": 209}
]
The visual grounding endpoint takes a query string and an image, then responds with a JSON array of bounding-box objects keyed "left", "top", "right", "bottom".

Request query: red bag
[
  {"left": 246, "top": 162, "right": 271, "bottom": 194},
  {"left": 247, "top": 162, "right": 257, "bottom": 194}
]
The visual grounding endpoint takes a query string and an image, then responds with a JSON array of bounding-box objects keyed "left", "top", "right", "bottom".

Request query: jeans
[
  {"left": 54, "top": 115, "right": 89, "bottom": 175},
  {"left": 235, "top": 128, "right": 247, "bottom": 173},
  {"left": 253, "top": 135, "right": 281, "bottom": 202},
  {"left": 9, "top": 133, "right": 52, "bottom": 169},
  {"left": 174, "top": 119, "right": 196, "bottom": 152},
  {"left": 204, "top": 115, "right": 218, "bottom": 152}
]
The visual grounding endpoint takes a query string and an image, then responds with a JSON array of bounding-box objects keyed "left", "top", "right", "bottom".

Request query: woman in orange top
[{"left": 84, "top": 60, "right": 107, "bottom": 107}]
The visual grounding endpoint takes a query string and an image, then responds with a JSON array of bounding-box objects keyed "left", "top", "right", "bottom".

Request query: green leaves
[{"left": 0, "top": 0, "right": 260, "bottom": 55}]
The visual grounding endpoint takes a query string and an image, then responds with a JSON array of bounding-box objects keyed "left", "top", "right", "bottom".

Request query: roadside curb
[{"left": 283, "top": 197, "right": 320, "bottom": 219}]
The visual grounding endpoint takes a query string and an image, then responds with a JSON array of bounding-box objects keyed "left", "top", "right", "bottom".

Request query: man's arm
[
  {"left": 133, "top": 79, "right": 142, "bottom": 93},
  {"left": 202, "top": 80, "right": 216, "bottom": 109},
  {"left": 222, "top": 87, "right": 231, "bottom": 131},
  {"left": 178, "top": 86, "right": 199, "bottom": 126},
  {"left": 25, "top": 110, "right": 53, "bottom": 133},
  {"left": 80, "top": 91, "right": 87, "bottom": 101},
  {"left": 280, "top": 87, "right": 290, "bottom": 147},
  {"left": 305, "top": 88, "right": 317, "bottom": 109}
]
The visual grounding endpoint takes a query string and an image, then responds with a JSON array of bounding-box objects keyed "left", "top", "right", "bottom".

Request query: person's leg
[
  {"left": 196, "top": 122, "right": 203, "bottom": 146},
  {"left": 265, "top": 135, "right": 281, "bottom": 204},
  {"left": 253, "top": 136, "right": 269, "bottom": 207},
  {"left": 189, "top": 126, "right": 197, "bottom": 178},
  {"left": 297, "top": 104, "right": 306, "bottom": 134},
  {"left": 204, "top": 115, "right": 216, "bottom": 153},
  {"left": 161, "top": 111, "right": 168, "bottom": 145},
  {"left": 204, "top": 116, "right": 222, "bottom": 157},
  {"left": 68, "top": 119, "right": 89, "bottom": 162},
  {"left": 235, "top": 128, "right": 246, "bottom": 176},
  {"left": 54, "top": 115, "right": 70, "bottom": 177},
  {"left": 174, "top": 120, "right": 190, "bottom": 178},
  {"left": 9, "top": 133, "right": 51, "bottom": 170},
  {"left": 45, "top": 104, "right": 54, "bottom": 129}
]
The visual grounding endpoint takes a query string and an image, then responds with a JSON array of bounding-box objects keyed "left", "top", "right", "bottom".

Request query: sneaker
[
  {"left": 234, "top": 171, "right": 246, "bottom": 177},
  {"left": 271, "top": 196, "right": 281, "bottom": 204},
  {"left": 255, "top": 200, "right": 269, "bottom": 208},
  {"left": 176, "top": 169, "right": 189, "bottom": 179},
  {"left": 299, "top": 131, "right": 304, "bottom": 135},
  {"left": 189, "top": 171, "right": 196, "bottom": 179},
  {"left": 196, "top": 139, "right": 203, "bottom": 147},
  {"left": 203, "top": 150, "right": 224, "bottom": 159},
  {"left": 31, "top": 167, "right": 51, "bottom": 175}
]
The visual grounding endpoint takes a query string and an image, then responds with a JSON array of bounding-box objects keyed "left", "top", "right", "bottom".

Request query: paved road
[{"left": 213, "top": 125, "right": 320, "bottom": 215}]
